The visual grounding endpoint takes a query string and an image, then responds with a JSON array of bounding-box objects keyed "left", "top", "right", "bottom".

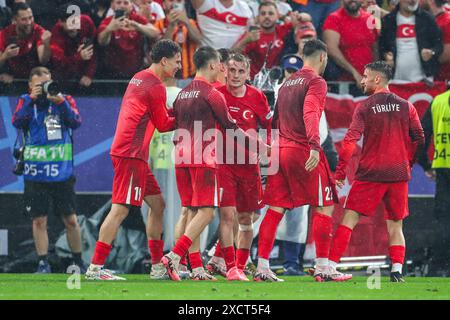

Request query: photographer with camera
[{"left": 12, "top": 66, "right": 83, "bottom": 274}]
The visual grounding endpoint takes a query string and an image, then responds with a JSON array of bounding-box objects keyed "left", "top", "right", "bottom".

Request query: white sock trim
[
  {"left": 257, "top": 258, "right": 270, "bottom": 270},
  {"left": 316, "top": 258, "right": 329, "bottom": 267},
  {"left": 392, "top": 263, "right": 403, "bottom": 273}
]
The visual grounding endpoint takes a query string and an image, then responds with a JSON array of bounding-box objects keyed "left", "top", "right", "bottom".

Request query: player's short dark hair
[
  {"left": 302, "top": 39, "right": 327, "bottom": 58},
  {"left": 193, "top": 46, "right": 220, "bottom": 70},
  {"left": 365, "top": 61, "right": 393, "bottom": 81},
  {"left": 150, "top": 39, "right": 181, "bottom": 63},
  {"left": 259, "top": 1, "right": 278, "bottom": 11},
  {"left": 218, "top": 48, "right": 231, "bottom": 63},
  {"left": 226, "top": 53, "right": 250, "bottom": 70},
  {"left": 12, "top": 2, "right": 30, "bottom": 16},
  {"left": 29, "top": 66, "right": 50, "bottom": 82}
]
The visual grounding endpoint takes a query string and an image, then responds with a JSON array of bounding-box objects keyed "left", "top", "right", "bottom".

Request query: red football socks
[
  {"left": 312, "top": 213, "right": 333, "bottom": 259},
  {"left": 221, "top": 246, "right": 236, "bottom": 271},
  {"left": 172, "top": 235, "right": 193, "bottom": 258},
  {"left": 389, "top": 245, "right": 405, "bottom": 265},
  {"left": 189, "top": 251, "right": 203, "bottom": 269},
  {"left": 148, "top": 240, "right": 164, "bottom": 265},
  {"left": 236, "top": 248, "right": 250, "bottom": 270},
  {"left": 329, "top": 225, "right": 353, "bottom": 263},
  {"left": 257, "top": 209, "right": 284, "bottom": 259},
  {"left": 92, "top": 241, "right": 112, "bottom": 266},
  {"left": 214, "top": 241, "right": 223, "bottom": 258}
]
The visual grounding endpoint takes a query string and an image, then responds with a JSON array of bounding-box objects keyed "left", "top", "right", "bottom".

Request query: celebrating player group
[{"left": 85, "top": 38, "right": 424, "bottom": 283}]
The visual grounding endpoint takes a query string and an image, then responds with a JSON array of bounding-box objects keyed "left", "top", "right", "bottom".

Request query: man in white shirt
[{"left": 191, "top": 0, "right": 253, "bottom": 49}]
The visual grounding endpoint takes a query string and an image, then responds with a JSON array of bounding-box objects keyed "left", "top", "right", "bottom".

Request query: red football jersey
[
  {"left": 98, "top": 12, "right": 149, "bottom": 77},
  {"left": 50, "top": 14, "right": 97, "bottom": 80},
  {"left": 217, "top": 84, "right": 272, "bottom": 164},
  {"left": 435, "top": 12, "right": 450, "bottom": 81},
  {"left": 110, "top": 69, "right": 175, "bottom": 162},
  {"left": 0, "top": 23, "right": 45, "bottom": 78},
  {"left": 274, "top": 66, "right": 327, "bottom": 151},
  {"left": 243, "top": 23, "right": 292, "bottom": 79},
  {"left": 173, "top": 77, "right": 242, "bottom": 168},
  {"left": 335, "top": 90, "right": 425, "bottom": 182}
]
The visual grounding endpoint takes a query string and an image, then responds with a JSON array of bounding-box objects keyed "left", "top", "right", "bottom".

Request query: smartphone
[
  {"left": 114, "top": 9, "right": 126, "bottom": 19},
  {"left": 249, "top": 25, "right": 260, "bottom": 32},
  {"left": 82, "top": 38, "right": 93, "bottom": 49},
  {"left": 173, "top": 2, "right": 184, "bottom": 11},
  {"left": 9, "top": 36, "right": 19, "bottom": 49}
]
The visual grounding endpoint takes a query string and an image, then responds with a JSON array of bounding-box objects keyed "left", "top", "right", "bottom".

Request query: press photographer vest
[
  {"left": 431, "top": 90, "right": 450, "bottom": 169},
  {"left": 23, "top": 103, "right": 74, "bottom": 182}
]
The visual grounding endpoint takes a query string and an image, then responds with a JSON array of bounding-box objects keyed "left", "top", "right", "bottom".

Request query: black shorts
[{"left": 24, "top": 176, "right": 77, "bottom": 219}]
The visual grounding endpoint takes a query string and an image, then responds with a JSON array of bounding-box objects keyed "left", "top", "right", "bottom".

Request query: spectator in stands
[
  {"left": 247, "top": 0, "right": 292, "bottom": 20},
  {"left": 379, "top": 0, "right": 443, "bottom": 83},
  {"left": 291, "top": 20, "right": 317, "bottom": 57},
  {"left": 422, "top": 0, "right": 450, "bottom": 81},
  {"left": 232, "top": 2, "right": 300, "bottom": 79},
  {"left": 322, "top": 0, "right": 379, "bottom": 88},
  {"left": 50, "top": 4, "right": 97, "bottom": 88},
  {"left": 12, "top": 66, "right": 83, "bottom": 274},
  {"left": 0, "top": 2, "right": 12, "bottom": 29},
  {"left": 106, "top": 0, "right": 165, "bottom": 23},
  {"left": 190, "top": 0, "right": 253, "bottom": 49},
  {"left": 29, "top": 0, "right": 92, "bottom": 31},
  {"left": 154, "top": 0, "right": 202, "bottom": 79},
  {"left": 97, "top": 0, "right": 160, "bottom": 78},
  {"left": 290, "top": 0, "right": 341, "bottom": 34},
  {"left": 91, "top": 0, "right": 111, "bottom": 27},
  {"left": 0, "top": 3, "right": 51, "bottom": 84}
]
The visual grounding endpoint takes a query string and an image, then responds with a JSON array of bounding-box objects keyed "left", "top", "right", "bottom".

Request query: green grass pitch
[{"left": 0, "top": 274, "right": 449, "bottom": 300}]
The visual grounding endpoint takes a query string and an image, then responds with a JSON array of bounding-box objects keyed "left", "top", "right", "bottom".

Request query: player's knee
[
  {"left": 33, "top": 216, "right": 47, "bottom": 229},
  {"left": 238, "top": 223, "right": 253, "bottom": 232},
  {"left": 63, "top": 214, "right": 79, "bottom": 230},
  {"left": 238, "top": 213, "right": 253, "bottom": 226}
]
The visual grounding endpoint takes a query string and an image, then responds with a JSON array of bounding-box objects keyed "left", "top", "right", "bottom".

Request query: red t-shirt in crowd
[
  {"left": 50, "top": 14, "right": 97, "bottom": 80},
  {"left": 322, "top": 8, "right": 378, "bottom": 81},
  {"left": 110, "top": 69, "right": 175, "bottom": 162},
  {"left": 435, "top": 11, "right": 450, "bottom": 81},
  {"left": 0, "top": 23, "right": 45, "bottom": 78},
  {"left": 335, "top": 90, "right": 425, "bottom": 182},
  {"left": 217, "top": 84, "right": 272, "bottom": 164},
  {"left": 243, "top": 23, "right": 292, "bottom": 79},
  {"left": 173, "top": 77, "right": 242, "bottom": 168},
  {"left": 274, "top": 66, "right": 327, "bottom": 151},
  {"left": 98, "top": 11, "right": 149, "bottom": 78}
]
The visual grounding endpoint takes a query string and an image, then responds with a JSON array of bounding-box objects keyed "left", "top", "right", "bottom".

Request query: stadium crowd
[{"left": 0, "top": 0, "right": 449, "bottom": 86}]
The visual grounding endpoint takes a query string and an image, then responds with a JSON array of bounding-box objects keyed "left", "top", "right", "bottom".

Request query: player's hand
[
  {"left": 79, "top": 75, "right": 93, "bottom": 87},
  {"left": 335, "top": 179, "right": 344, "bottom": 188},
  {"left": 425, "top": 169, "right": 436, "bottom": 181},
  {"left": 41, "top": 30, "right": 52, "bottom": 46},
  {"left": 0, "top": 73, "right": 14, "bottom": 84},
  {"left": 78, "top": 44, "right": 94, "bottom": 60},
  {"left": 2, "top": 44, "right": 20, "bottom": 59},
  {"left": 421, "top": 48, "right": 435, "bottom": 62},
  {"left": 305, "top": 149, "right": 319, "bottom": 172},
  {"left": 29, "top": 84, "right": 43, "bottom": 100}
]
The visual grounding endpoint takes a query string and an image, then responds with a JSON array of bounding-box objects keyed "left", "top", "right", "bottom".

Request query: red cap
[{"left": 295, "top": 21, "right": 316, "bottom": 40}]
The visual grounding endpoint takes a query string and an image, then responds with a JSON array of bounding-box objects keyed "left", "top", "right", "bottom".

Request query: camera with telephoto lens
[
  {"left": 12, "top": 146, "right": 25, "bottom": 175},
  {"left": 40, "top": 80, "right": 60, "bottom": 97}
]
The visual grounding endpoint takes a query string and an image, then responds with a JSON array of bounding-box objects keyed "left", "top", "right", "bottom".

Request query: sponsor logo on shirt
[
  {"left": 129, "top": 78, "right": 143, "bottom": 86},
  {"left": 397, "top": 24, "right": 416, "bottom": 39},
  {"left": 284, "top": 77, "right": 305, "bottom": 87}
]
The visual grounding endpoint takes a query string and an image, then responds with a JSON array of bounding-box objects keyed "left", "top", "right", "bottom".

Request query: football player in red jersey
[
  {"left": 206, "top": 53, "right": 272, "bottom": 281},
  {"left": 85, "top": 39, "right": 181, "bottom": 280},
  {"left": 257, "top": 39, "right": 350, "bottom": 282},
  {"left": 329, "top": 61, "right": 425, "bottom": 283},
  {"left": 161, "top": 46, "right": 269, "bottom": 281}
]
